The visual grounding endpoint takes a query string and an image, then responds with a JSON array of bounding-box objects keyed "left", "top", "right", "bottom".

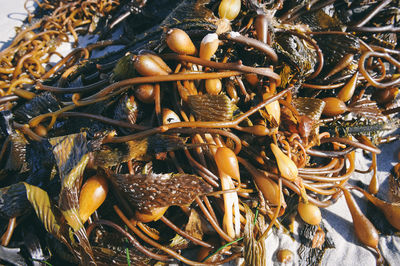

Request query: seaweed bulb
[
  {"left": 79, "top": 175, "right": 108, "bottom": 223},
  {"left": 322, "top": 97, "right": 348, "bottom": 117},
  {"left": 134, "top": 54, "right": 172, "bottom": 76},
  {"left": 205, "top": 78, "right": 222, "bottom": 95},
  {"left": 166, "top": 28, "right": 196, "bottom": 55},
  {"left": 200, "top": 33, "right": 219, "bottom": 60},
  {"left": 162, "top": 108, "right": 180, "bottom": 125},
  {"left": 342, "top": 188, "right": 381, "bottom": 260},
  {"left": 135, "top": 84, "right": 155, "bottom": 103},
  {"left": 219, "top": 0, "right": 241, "bottom": 21},
  {"left": 298, "top": 201, "right": 321, "bottom": 225},
  {"left": 356, "top": 187, "right": 400, "bottom": 231},
  {"left": 270, "top": 143, "right": 298, "bottom": 181}
]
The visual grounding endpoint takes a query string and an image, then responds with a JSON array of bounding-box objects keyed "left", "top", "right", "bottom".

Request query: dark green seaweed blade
[
  {"left": 91, "top": 230, "right": 155, "bottom": 265},
  {"left": 25, "top": 139, "right": 55, "bottom": 187},
  {"left": 147, "top": 134, "right": 189, "bottom": 155},
  {"left": 23, "top": 183, "right": 77, "bottom": 263},
  {"left": 93, "top": 134, "right": 188, "bottom": 168},
  {"left": 4, "top": 132, "right": 28, "bottom": 172},
  {"left": 0, "top": 182, "right": 31, "bottom": 219},
  {"left": 48, "top": 133, "right": 96, "bottom": 265},
  {"left": 390, "top": 163, "right": 400, "bottom": 203},
  {"left": 13, "top": 92, "right": 60, "bottom": 124},
  {"left": 112, "top": 53, "right": 136, "bottom": 81},
  {"left": 274, "top": 32, "right": 317, "bottom": 78},
  {"left": 0, "top": 110, "right": 13, "bottom": 138},
  {"left": 0, "top": 182, "right": 76, "bottom": 265},
  {"left": 294, "top": 9, "right": 360, "bottom": 72},
  {"left": 297, "top": 9, "right": 343, "bottom": 32},
  {"left": 160, "top": 0, "right": 217, "bottom": 33},
  {"left": 0, "top": 111, "right": 29, "bottom": 174},
  {"left": 92, "top": 138, "right": 150, "bottom": 168},
  {"left": 22, "top": 227, "right": 50, "bottom": 265},
  {"left": 297, "top": 222, "right": 335, "bottom": 266},
  {"left": 24, "top": 183, "right": 61, "bottom": 236},
  {"left": 92, "top": 246, "right": 152, "bottom": 266}
]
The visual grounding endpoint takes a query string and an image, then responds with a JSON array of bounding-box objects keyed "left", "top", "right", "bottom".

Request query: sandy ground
[{"left": 0, "top": 0, "right": 34, "bottom": 50}]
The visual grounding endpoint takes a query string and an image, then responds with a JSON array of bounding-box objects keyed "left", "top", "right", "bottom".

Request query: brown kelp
[{"left": 0, "top": 0, "right": 400, "bottom": 265}]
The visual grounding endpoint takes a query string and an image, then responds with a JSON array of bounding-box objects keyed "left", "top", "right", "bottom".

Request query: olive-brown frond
[{"left": 113, "top": 172, "right": 213, "bottom": 212}]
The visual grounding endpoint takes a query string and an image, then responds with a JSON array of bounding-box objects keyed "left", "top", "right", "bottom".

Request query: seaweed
[
  {"left": 13, "top": 92, "right": 60, "bottom": 124},
  {"left": 298, "top": 222, "right": 335, "bottom": 266},
  {"left": 111, "top": 170, "right": 213, "bottom": 213},
  {"left": 274, "top": 32, "right": 317, "bottom": 78}
]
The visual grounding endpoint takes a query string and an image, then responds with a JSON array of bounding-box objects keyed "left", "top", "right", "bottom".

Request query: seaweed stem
[
  {"left": 86, "top": 219, "right": 172, "bottom": 262},
  {"left": 195, "top": 197, "right": 235, "bottom": 243},
  {"left": 107, "top": 86, "right": 292, "bottom": 142},
  {"left": 82, "top": 71, "right": 244, "bottom": 102},
  {"left": 59, "top": 112, "right": 150, "bottom": 130},
  {"left": 36, "top": 79, "right": 109, "bottom": 93},
  {"left": 278, "top": 29, "right": 324, "bottom": 80},
  {"left": 159, "top": 216, "right": 213, "bottom": 248},
  {"left": 0, "top": 217, "right": 17, "bottom": 246},
  {"left": 359, "top": 51, "right": 400, "bottom": 88},
  {"left": 319, "top": 137, "right": 381, "bottom": 154},
  {"left": 352, "top": 0, "right": 391, "bottom": 27},
  {"left": 258, "top": 177, "right": 282, "bottom": 242},
  {"left": 220, "top": 31, "right": 278, "bottom": 63},
  {"left": 161, "top": 54, "right": 281, "bottom": 85},
  {"left": 114, "top": 205, "right": 234, "bottom": 265},
  {"left": 238, "top": 157, "right": 334, "bottom": 208}
]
